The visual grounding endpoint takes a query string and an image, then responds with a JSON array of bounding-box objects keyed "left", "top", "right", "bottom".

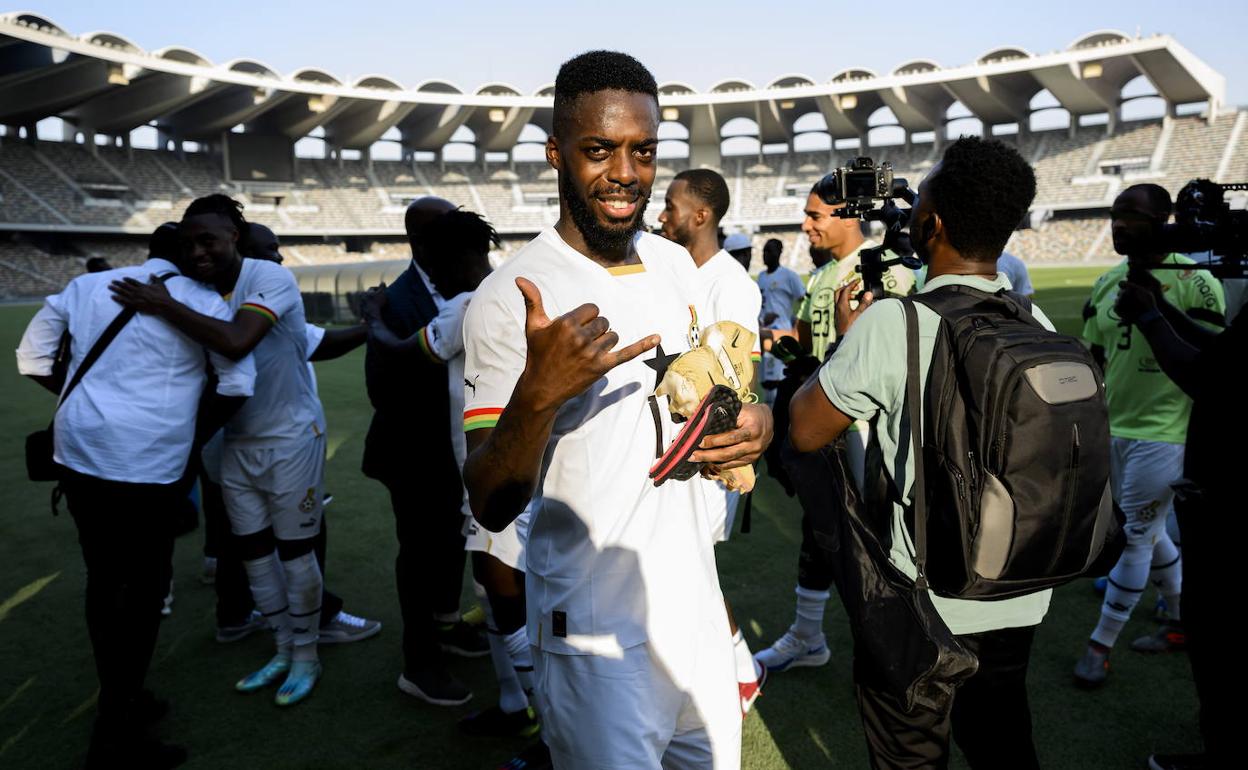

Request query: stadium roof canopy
[{"left": 0, "top": 13, "right": 1227, "bottom": 167}]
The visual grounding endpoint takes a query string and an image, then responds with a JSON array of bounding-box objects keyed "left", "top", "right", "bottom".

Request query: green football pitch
[{"left": 0, "top": 265, "right": 1200, "bottom": 769}]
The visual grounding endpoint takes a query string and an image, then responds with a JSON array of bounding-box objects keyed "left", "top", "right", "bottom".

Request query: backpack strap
[{"left": 900, "top": 298, "right": 929, "bottom": 591}]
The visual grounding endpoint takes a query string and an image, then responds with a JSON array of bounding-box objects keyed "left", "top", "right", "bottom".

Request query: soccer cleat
[
  {"left": 1073, "top": 644, "right": 1110, "bottom": 688},
  {"left": 1148, "top": 753, "right": 1208, "bottom": 770},
  {"left": 318, "top": 610, "right": 382, "bottom": 644},
  {"left": 461, "top": 604, "right": 487, "bottom": 627},
  {"left": 199, "top": 557, "right": 217, "bottom": 586},
  {"left": 216, "top": 610, "right": 266, "bottom": 643},
  {"left": 498, "top": 741, "right": 554, "bottom": 770},
  {"left": 753, "top": 630, "right": 831, "bottom": 673},
  {"left": 235, "top": 653, "right": 291, "bottom": 693},
  {"left": 398, "top": 669, "right": 473, "bottom": 706},
  {"left": 439, "top": 619, "right": 490, "bottom": 657},
  {"left": 1131, "top": 625, "right": 1187, "bottom": 653},
  {"left": 458, "top": 705, "right": 541, "bottom": 738},
  {"left": 650, "top": 385, "right": 743, "bottom": 486},
  {"left": 739, "top": 664, "right": 767, "bottom": 717},
  {"left": 275, "top": 659, "right": 322, "bottom": 707}
]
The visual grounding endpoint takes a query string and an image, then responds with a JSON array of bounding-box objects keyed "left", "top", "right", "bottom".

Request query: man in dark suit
[{"left": 363, "top": 197, "right": 487, "bottom": 705}]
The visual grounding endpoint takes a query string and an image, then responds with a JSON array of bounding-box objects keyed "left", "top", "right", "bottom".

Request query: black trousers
[
  {"left": 1176, "top": 485, "right": 1232, "bottom": 764},
  {"left": 782, "top": 439, "right": 840, "bottom": 592},
  {"left": 855, "top": 624, "right": 1040, "bottom": 770},
  {"left": 203, "top": 474, "right": 342, "bottom": 628},
  {"left": 60, "top": 467, "right": 179, "bottom": 728},
  {"left": 385, "top": 473, "right": 467, "bottom": 673}
]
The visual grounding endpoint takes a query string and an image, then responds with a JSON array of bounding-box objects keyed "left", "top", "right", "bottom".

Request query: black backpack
[{"left": 899, "top": 286, "right": 1116, "bottom": 600}]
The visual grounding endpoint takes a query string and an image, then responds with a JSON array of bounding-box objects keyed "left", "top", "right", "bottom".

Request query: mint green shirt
[
  {"left": 1081, "top": 254, "right": 1225, "bottom": 444},
  {"left": 818, "top": 272, "right": 1052, "bottom": 635}
]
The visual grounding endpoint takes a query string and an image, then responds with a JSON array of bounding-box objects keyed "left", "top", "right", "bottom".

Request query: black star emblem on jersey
[{"left": 644, "top": 343, "right": 681, "bottom": 390}]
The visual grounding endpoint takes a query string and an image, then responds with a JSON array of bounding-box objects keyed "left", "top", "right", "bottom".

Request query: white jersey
[
  {"left": 223, "top": 258, "right": 322, "bottom": 446},
  {"left": 696, "top": 249, "right": 763, "bottom": 540},
  {"left": 463, "top": 228, "right": 725, "bottom": 660},
  {"left": 416, "top": 291, "right": 472, "bottom": 470}
]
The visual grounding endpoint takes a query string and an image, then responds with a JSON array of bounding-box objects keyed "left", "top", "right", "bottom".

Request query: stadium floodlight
[
  {"left": 839, "top": 94, "right": 858, "bottom": 110},
  {"left": 662, "top": 107, "right": 680, "bottom": 121},
  {"left": 488, "top": 108, "right": 506, "bottom": 123},
  {"left": 780, "top": 100, "right": 796, "bottom": 110},
  {"left": 1082, "top": 62, "right": 1104, "bottom": 79}
]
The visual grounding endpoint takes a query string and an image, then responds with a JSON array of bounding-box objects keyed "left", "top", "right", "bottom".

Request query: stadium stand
[{"left": 2, "top": 15, "right": 1244, "bottom": 299}]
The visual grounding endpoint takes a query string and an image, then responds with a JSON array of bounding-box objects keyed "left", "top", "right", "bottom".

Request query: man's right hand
[{"left": 514, "top": 276, "right": 659, "bottom": 412}]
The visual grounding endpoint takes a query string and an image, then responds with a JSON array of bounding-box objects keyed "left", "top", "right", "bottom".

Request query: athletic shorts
[
  {"left": 1110, "top": 437, "right": 1185, "bottom": 545},
  {"left": 463, "top": 509, "right": 530, "bottom": 572},
  {"left": 533, "top": 638, "right": 741, "bottom": 770},
  {"left": 710, "top": 490, "right": 740, "bottom": 543},
  {"left": 221, "top": 434, "right": 326, "bottom": 541}
]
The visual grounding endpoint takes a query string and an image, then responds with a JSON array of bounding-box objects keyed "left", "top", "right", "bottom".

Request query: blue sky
[{"left": 18, "top": 0, "right": 1248, "bottom": 105}]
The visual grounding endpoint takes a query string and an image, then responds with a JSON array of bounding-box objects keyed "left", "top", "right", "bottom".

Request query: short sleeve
[
  {"left": 426, "top": 292, "right": 472, "bottom": 362},
  {"left": 211, "top": 350, "right": 256, "bottom": 397},
  {"left": 817, "top": 299, "right": 907, "bottom": 422},
  {"left": 16, "top": 285, "right": 73, "bottom": 377},
  {"left": 304, "top": 324, "right": 326, "bottom": 361},
  {"left": 1013, "top": 263, "right": 1034, "bottom": 296},
  {"left": 462, "top": 281, "right": 526, "bottom": 432},
  {"left": 239, "top": 262, "right": 301, "bottom": 324},
  {"left": 1177, "top": 268, "right": 1226, "bottom": 329},
  {"left": 787, "top": 271, "right": 806, "bottom": 304}
]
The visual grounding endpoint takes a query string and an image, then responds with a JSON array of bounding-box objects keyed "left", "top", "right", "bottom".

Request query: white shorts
[
  {"left": 533, "top": 640, "right": 741, "bottom": 770},
  {"left": 1110, "top": 437, "right": 1184, "bottom": 545},
  {"left": 463, "top": 509, "right": 530, "bottom": 572},
  {"left": 221, "top": 434, "right": 325, "bottom": 541},
  {"left": 711, "top": 490, "right": 741, "bottom": 543}
]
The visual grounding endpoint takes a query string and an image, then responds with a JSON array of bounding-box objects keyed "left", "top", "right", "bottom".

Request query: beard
[
  {"left": 808, "top": 245, "right": 833, "bottom": 268},
  {"left": 561, "top": 173, "right": 649, "bottom": 256}
]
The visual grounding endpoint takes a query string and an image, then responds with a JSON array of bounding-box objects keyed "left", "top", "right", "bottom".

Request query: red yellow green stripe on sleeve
[
  {"left": 415, "top": 326, "right": 443, "bottom": 363},
  {"left": 464, "top": 407, "right": 503, "bottom": 431},
  {"left": 240, "top": 303, "right": 277, "bottom": 324},
  {"left": 750, "top": 351, "right": 762, "bottom": 364}
]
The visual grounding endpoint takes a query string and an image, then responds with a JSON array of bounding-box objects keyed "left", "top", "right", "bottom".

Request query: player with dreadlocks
[{"left": 111, "top": 194, "right": 329, "bottom": 707}]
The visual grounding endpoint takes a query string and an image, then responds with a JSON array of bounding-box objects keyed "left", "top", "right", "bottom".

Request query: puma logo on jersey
[{"left": 464, "top": 375, "right": 478, "bottom": 396}]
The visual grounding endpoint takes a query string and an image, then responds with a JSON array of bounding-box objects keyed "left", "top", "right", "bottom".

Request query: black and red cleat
[{"left": 649, "top": 385, "right": 742, "bottom": 486}]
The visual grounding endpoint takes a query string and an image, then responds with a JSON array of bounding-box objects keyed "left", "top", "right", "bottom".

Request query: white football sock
[
  {"left": 1149, "top": 537, "right": 1182, "bottom": 622},
  {"left": 243, "top": 551, "right": 292, "bottom": 650},
  {"left": 281, "top": 551, "right": 322, "bottom": 661},
  {"left": 793, "top": 585, "right": 830, "bottom": 641},
  {"left": 732, "top": 628, "right": 759, "bottom": 683},
  {"left": 475, "top": 583, "right": 528, "bottom": 714},
  {"left": 503, "top": 627, "right": 535, "bottom": 714}
]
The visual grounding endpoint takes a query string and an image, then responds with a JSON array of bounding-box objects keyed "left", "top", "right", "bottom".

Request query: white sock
[
  {"left": 281, "top": 551, "right": 323, "bottom": 661},
  {"left": 793, "top": 585, "right": 830, "bottom": 641},
  {"left": 732, "top": 629, "right": 759, "bottom": 683},
  {"left": 243, "top": 551, "right": 292, "bottom": 649},
  {"left": 434, "top": 610, "right": 461, "bottom": 625},
  {"left": 1149, "top": 538, "right": 1182, "bottom": 622},
  {"left": 503, "top": 627, "right": 535, "bottom": 713},
  {"left": 475, "top": 584, "right": 528, "bottom": 714}
]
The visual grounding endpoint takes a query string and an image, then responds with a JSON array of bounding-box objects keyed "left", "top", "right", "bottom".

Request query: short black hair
[
  {"left": 184, "top": 194, "right": 250, "bottom": 253},
  {"left": 553, "top": 51, "right": 658, "bottom": 139},
  {"left": 673, "top": 168, "right": 730, "bottom": 223},
  {"left": 148, "top": 222, "right": 180, "bottom": 259},
  {"left": 927, "top": 136, "right": 1036, "bottom": 263},
  {"left": 764, "top": 238, "right": 783, "bottom": 254},
  {"left": 1118, "top": 183, "right": 1173, "bottom": 219},
  {"left": 423, "top": 209, "right": 500, "bottom": 260}
]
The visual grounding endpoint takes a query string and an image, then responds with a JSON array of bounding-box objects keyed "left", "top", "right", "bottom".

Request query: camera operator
[
  {"left": 788, "top": 137, "right": 1049, "bottom": 768},
  {"left": 1115, "top": 267, "right": 1240, "bottom": 770}
]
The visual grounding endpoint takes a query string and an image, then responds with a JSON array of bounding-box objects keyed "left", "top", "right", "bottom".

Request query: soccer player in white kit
[
  {"left": 110, "top": 195, "right": 328, "bottom": 707},
  {"left": 461, "top": 52, "right": 773, "bottom": 770},
  {"left": 658, "top": 167, "right": 768, "bottom": 712}
]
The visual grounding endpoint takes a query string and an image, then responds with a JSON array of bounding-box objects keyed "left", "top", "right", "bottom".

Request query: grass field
[{"left": 0, "top": 266, "right": 1202, "bottom": 769}]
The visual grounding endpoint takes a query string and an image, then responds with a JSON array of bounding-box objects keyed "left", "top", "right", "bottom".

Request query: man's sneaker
[
  {"left": 461, "top": 604, "right": 487, "bottom": 627},
  {"left": 199, "top": 557, "right": 217, "bottom": 586},
  {"left": 1148, "top": 753, "right": 1207, "bottom": 770},
  {"left": 438, "top": 619, "right": 490, "bottom": 657},
  {"left": 499, "top": 741, "right": 554, "bottom": 770},
  {"left": 1073, "top": 644, "right": 1110, "bottom": 688},
  {"left": 753, "top": 630, "right": 830, "bottom": 673},
  {"left": 398, "top": 669, "right": 472, "bottom": 706},
  {"left": 275, "top": 659, "right": 321, "bottom": 707},
  {"left": 216, "top": 610, "right": 266, "bottom": 643},
  {"left": 458, "top": 705, "right": 541, "bottom": 738},
  {"left": 739, "top": 665, "right": 767, "bottom": 716},
  {"left": 235, "top": 653, "right": 291, "bottom": 693},
  {"left": 319, "top": 611, "right": 382, "bottom": 644},
  {"left": 1131, "top": 625, "right": 1187, "bottom": 653}
]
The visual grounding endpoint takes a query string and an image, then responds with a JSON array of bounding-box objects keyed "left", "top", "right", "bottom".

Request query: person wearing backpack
[
  {"left": 788, "top": 137, "right": 1058, "bottom": 769},
  {"left": 1073, "top": 185, "right": 1225, "bottom": 689}
]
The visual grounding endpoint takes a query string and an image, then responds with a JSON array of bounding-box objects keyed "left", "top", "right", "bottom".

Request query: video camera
[
  {"left": 1158, "top": 179, "right": 1248, "bottom": 276},
  {"left": 814, "top": 157, "right": 923, "bottom": 298}
]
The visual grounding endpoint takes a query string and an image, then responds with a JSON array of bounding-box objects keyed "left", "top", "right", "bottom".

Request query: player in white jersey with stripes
[
  {"left": 462, "top": 52, "right": 773, "bottom": 769},
  {"left": 658, "top": 167, "right": 768, "bottom": 714},
  {"left": 111, "top": 195, "right": 328, "bottom": 707}
]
